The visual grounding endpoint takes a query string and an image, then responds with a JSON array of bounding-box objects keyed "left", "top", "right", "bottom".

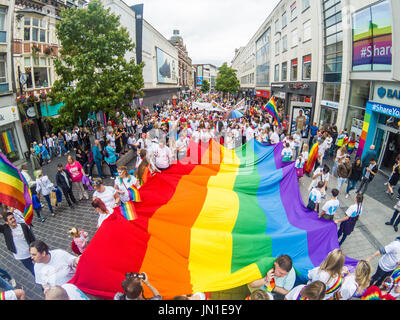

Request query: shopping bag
[
  {"left": 54, "top": 186, "right": 63, "bottom": 203},
  {"left": 50, "top": 190, "right": 57, "bottom": 207}
]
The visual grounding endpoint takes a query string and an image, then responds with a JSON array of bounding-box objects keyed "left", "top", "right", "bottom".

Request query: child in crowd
[
  {"left": 295, "top": 153, "right": 305, "bottom": 182},
  {"left": 285, "top": 281, "right": 326, "bottom": 300},
  {"left": 69, "top": 227, "right": 89, "bottom": 254},
  {"left": 281, "top": 143, "right": 293, "bottom": 162},
  {"left": 307, "top": 181, "right": 325, "bottom": 213},
  {"left": 319, "top": 188, "right": 340, "bottom": 221}
]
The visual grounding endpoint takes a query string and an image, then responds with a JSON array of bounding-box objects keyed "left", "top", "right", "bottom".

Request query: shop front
[
  {"left": 319, "top": 100, "right": 339, "bottom": 127},
  {"left": 271, "top": 82, "right": 317, "bottom": 136},
  {"left": 0, "top": 106, "right": 28, "bottom": 164},
  {"left": 358, "top": 82, "right": 400, "bottom": 175}
]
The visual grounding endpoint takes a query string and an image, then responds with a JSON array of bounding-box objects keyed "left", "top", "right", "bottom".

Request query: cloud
[{"left": 122, "top": 0, "right": 280, "bottom": 67}]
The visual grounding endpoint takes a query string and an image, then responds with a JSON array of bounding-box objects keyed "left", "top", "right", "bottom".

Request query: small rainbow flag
[
  {"left": 1, "top": 131, "right": 16, "bottom": 154},
  {"left": 304, "top": 142, "right": 319, "bottom": 174},
  {"left": 392, "top": 266, "right": 400, "bottom": 284},
  {"left": 119, "top": 201, "right": 137, "bottom": 221},
  {"left": 0, "top": 152, "right": 33, "bottom": 225},
  {"left": 262, "top": 97, "right": 281, "bottom": 128},
  {"left": 128, "top": 185, "right": 141, "bottom": 202},
  {"left": 347, "top": 140, "right": 356, "bottom": 153}
]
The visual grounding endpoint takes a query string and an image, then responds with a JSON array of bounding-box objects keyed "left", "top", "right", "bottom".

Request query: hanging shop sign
[{"left": 0, "top": 106, "right": 19, "bottom": 126}]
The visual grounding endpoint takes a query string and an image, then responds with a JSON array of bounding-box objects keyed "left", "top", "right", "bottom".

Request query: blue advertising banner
[{"left": 367, "top": 101, "right": 400, "bottom": 118}]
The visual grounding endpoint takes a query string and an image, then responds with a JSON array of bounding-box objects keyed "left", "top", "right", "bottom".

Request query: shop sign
[
  {"left": 368, "top": 101, "right": 400, "bottom": 119},
  {"left": 26, "top": 107, "right": 36, "bottom": 118},
  {"left": 373, "top": 82, "right": 400, "bottom": 106},
  {"left": 273, "top": 91, "right": 286, "bottom": 99},
  {"left": 321, "top": 100, "right": 339, "bottom": 109},
  {"left": 255, "top": 90, "right": 270, "bottom": 98},
  {"left": 0, "top": 106, "right": 19, "bottom": 126}
]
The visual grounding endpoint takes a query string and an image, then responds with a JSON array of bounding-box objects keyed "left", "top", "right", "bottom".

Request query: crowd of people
[{"left": 0, "top": 92, "right": 399, "bottom": 300}]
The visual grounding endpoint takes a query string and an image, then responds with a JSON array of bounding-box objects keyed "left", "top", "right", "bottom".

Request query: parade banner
[{"left": 71, "top": 140, "right": 357, "bottom": 300}]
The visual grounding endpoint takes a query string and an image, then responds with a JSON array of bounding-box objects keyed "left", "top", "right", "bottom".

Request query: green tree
[
  {"left": 49, "top": 0, "right": 144, "bottom": 126},
  {"left": 215, "top": 62, "right": 240, "bottom": 97},
  {"left": 201, "top": 79, "right": 210, "bottom": 93}
]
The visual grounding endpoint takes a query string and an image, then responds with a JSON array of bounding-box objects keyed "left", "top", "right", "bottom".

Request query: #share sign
[{"left": 368, "top": 101, "right": 400, "bottom": 119}]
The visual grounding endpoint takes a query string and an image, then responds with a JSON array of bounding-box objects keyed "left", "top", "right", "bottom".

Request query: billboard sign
[
  {"left": 352, "top": 0, "right": 392, "bottom": 71},
  {"left": 156, "top": 47, "right": 177, "bottom": 84}
]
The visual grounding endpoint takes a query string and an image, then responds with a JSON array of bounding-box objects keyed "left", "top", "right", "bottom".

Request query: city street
[{"left": 1, "top": 147, "right": 397, "bottom": 300}]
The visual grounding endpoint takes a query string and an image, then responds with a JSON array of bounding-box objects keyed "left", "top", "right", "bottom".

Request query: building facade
[
  {"left": 194, "top": 63, "right": 218, "bottom": 90},
  {"left": 232, "top": 0, "right": 399, "bottom": 173},
  {"left": 169, "top": 29, "right": 193, "bottom": 91}
]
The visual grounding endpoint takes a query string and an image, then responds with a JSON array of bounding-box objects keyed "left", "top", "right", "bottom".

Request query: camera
[{"left": 126, "top": 272, "right": 146, "bottom": 280}]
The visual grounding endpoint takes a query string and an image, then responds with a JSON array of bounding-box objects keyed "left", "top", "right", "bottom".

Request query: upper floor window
[
  {"left": 303, "top": 0, "right": 310, "bottom": 11},
  {"left": 282, "top": 11, "right": 287, "bottom": 28},
  {"left": 0, "top": 7, "right": 6, "bottom": 31},
  {"left": 24, "top": 17, "right": 47, "bottom": 43},
  {"left": 291, "top": 2, "right": 297, "bottom": 20}
]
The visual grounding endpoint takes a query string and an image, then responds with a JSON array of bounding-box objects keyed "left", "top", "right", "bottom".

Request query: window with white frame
[
  {"left": 24, "top": 17, "right": 47, "bottom": 43},
  {"left": 303, "top": 20, "right": 312, "bottom": 42},
  {"left": 282, "top": 34, "right": 288, "bottom": 52},
  {"left": 303, "top": 0, "right": 310, "bottom": 11},
  {"left": 274, "top": 64, "right": 280, "bottom": 82},
  {"left": 282, "top": 11, "right": 287, "bottom": 28},
  {"left": 0, "top": 7, "right": 6, "bottom": 31},
  {"left": 275, "top": 19, "right": 280, "bottom": 34},
  {"left": 275, "top": 39, "right": 280, "bottom": 55},
  {"left": 290, "top": 2, "right": 297, "bottom": 20},
  {"left": 282, "top": 62, "right": 288, "bottom": 81},
  {"left": 302, "top": 54, "right": 312, "bottom": 80},
  {"left": 0, "top": 54, "right": 6, "bottom": 83},
  {"left": 291, "top": 28, "right": 298, "bottom": 47},
  {"left": 24, "top": 56, "right": 51, "bottom": 89}
]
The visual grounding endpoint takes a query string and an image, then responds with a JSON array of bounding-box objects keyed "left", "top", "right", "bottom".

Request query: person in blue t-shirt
[{"left": 308, "top": 122, "right": 319, "bottom": 149}]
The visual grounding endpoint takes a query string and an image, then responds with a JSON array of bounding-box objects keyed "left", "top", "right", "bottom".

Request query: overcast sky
[{"left": 123, "top": 0, "right": 281, "bottom": 67}]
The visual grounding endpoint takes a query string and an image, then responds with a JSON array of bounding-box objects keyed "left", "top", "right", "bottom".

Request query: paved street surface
[{"left": 0, "top": 147, "right": 398, "bottom": 300}]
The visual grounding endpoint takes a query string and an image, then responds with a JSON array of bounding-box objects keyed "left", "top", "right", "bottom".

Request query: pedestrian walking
[
  {"left": 345, "top": 157, "right": 363, "bottom": 198},
  {"left": 55, "top": 163, "right": 78, "bottom": 209},
  {"left": 385, "top": 197, "right": 400, "bottom": 232},
  {"left": 65, "top": 155, "right": 89, "bottom": 201},
  {"left": 356, "top": 158, "right": 378, "bottom": 195},
  {"left": 335, "top": 194, "right": 364, "bottom": 246},
  {"left": 35, "top": 170, "right": 56, "bottom": 217},
  {"left": 336, "top": 155, "right": 352, "bottom": 191}
]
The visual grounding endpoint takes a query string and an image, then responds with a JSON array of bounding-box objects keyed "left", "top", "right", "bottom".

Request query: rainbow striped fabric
[
  {"left": 0, "top": 291, "right": 5, "bottom": 300},
  {"left": 118, "top": 201, "right": 137, "bottom": 221},
  {"left": 70, "top": 140, "right": 357, "bottom": 299},
  {"left": 262, "top": 97, "right": 281, "bottom": 127},
  {"left": 392, "top": 266, "right": 400, "bottom": 284},
  {"left": 325, "top": 276, "right": 343, "bottom": 294},
  {"left": 304, "top": 142, "right": 319, "bottom": 174},
  {"left": 0, "top": 152, "right": 33, "bottom": 225},
  {"left": 128, "top": 185, "right": 141, "bottom": 202},
  {"left": 1, "top": 131, "right": 15, "bottom": 154}
]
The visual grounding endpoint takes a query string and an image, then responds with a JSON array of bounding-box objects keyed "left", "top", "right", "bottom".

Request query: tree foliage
[
  {"left": 201, "top": 79, "right": 210, "bottom": 93},
  {"left": 215, "top": 62, "right": 240, "bottom": 95},
  {"left": 49, "top": 0, "right": 144, "bottom": 125}
]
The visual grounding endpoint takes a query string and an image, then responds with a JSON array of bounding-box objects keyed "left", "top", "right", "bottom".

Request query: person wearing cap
[{"left": 336, "top": 155, "right": 352, "bottom": 191}]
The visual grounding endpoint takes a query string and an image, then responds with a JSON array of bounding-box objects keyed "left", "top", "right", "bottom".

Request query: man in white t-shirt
[
  {"left": 270, "top": 130, "right": 280, "bottom": 145},
  {"left": 319, "top": 188, "right": 340, "bottom": 220},
  {"left": 30, "top": 240, "right": 79, "bottom": 291},
  {"left": 367, "top": 237, "right": 400, "bottom": 287},
  {"left": 248, "top": 254, "right": 296, "bottom": 300},
  {"left": 154, "top": 141, "right": 171, "bottom": 170}
]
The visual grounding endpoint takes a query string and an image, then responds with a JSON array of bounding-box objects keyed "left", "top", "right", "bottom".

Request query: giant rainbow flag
[
  {"left": 0, "top": 153, "right": 33, "bottom": 225},
  {"left": 70, "top": 140, "right": 357, "bottom": 299}
]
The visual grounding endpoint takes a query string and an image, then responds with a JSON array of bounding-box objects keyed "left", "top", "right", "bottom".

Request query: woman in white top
[
  {"left": 92, "top": 178, "right": 120, "bottom": 210},
  {"left": 307, "top": 249, "right": 346, "bottom": 300},
  {"left": 335, "top": 260, "right": 372, "bottom": 300},
  {"left": 92, "top": 198, "right": 113, "bottom": 229},
  {"left": 114, "top": 166, "right": 138, "bottom": 204},
  {"left": 35, "top": 170, "right": 56, "bottom": 216}
]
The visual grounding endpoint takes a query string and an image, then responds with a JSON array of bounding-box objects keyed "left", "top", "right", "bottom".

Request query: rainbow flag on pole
[
  {"left": 1, "top": 131, "right": 16, "bottom": 154},
  {"left": 262, "top": 97, "right": 281, "bottom": 127},
  {"left": 71, "top": 140, "right": 357, "bottom": 299},
  {"left": 0, "top": 153, "right": 33, "bottom": 225},
  {"left": 304, "top": 142, "right": 319, "bottom": 174}
]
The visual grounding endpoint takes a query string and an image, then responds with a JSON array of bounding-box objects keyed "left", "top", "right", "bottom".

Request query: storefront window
[
  {"left": 349, "top": 80, "right": 370, "bottom": 107},
  {"left": 345, "top": 106, "right": 365, "bottom": 137},
  {"left": 323, "top": 83, "right": 341, "bottom": 102}
]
